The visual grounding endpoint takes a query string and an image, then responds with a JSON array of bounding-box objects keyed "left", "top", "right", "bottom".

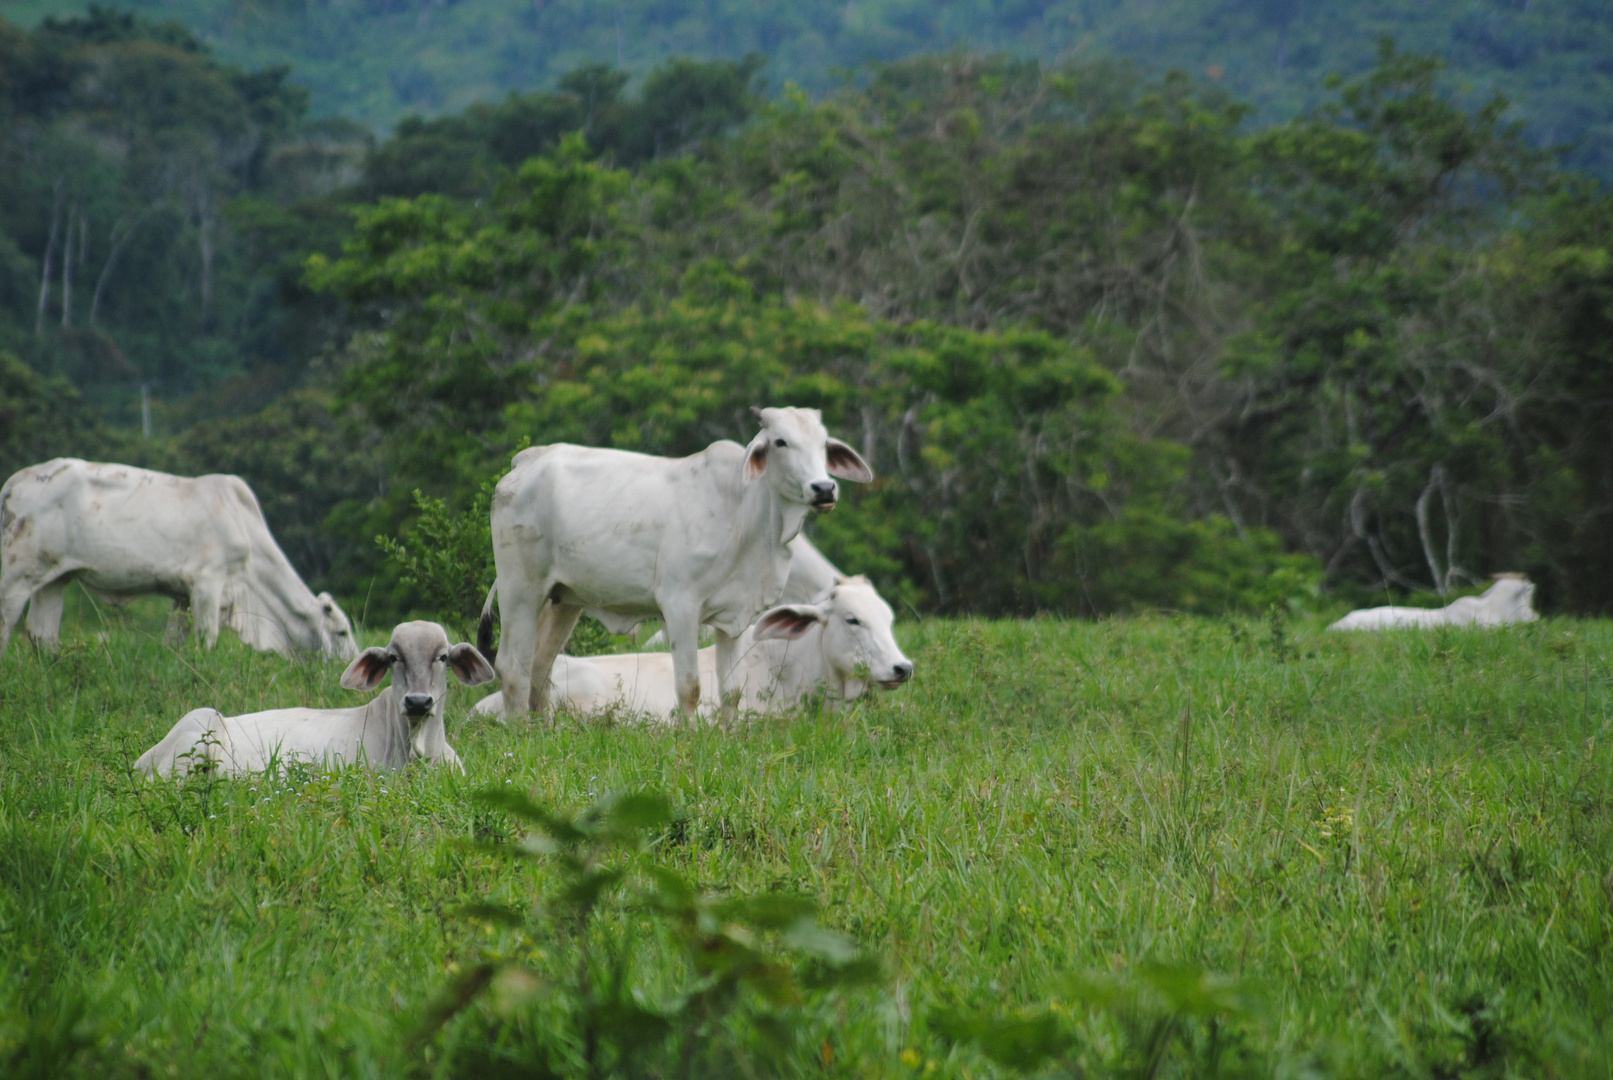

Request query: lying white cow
[
  {"left": 485, "top": 407, "right": 872, "bottom": 721},
  {"left": 137, "top": 621, "right": 494, "bottom": 778},
  {"left": 1329, "top": 574, "right": 1540, "bottom": 631},
  {"left": 1, "top": 459, "right": 356, "bottom": 659},
  {"left": 475, "top": 575, "right": 912, "bottom": 720}
]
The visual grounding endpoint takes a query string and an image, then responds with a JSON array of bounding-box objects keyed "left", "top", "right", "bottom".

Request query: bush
[{"left": 416, "top": 789, "right": 877, "bottom": 1078}]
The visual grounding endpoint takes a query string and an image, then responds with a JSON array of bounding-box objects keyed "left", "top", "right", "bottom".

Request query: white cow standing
[
  {"left": 137, "top": 620, "right": 494, "bottom": 778},
  {"left": 474, "top": 575, "right": 913, "bottom": 721},
  {"left": 485, "top": 407, "right": 872, "bottom": 721},
  {"left": 1329, "top": 574, "right": 1540, "bottom": 631},
  {"left": 1, "top": 459, "right": 357, "bottom": 660}
]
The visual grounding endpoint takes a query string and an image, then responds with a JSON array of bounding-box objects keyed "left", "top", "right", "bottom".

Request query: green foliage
[
  {"left": 935, "top": 963, "right": 1266, "bottom": 1077},
  {"left": 418, "top": 788, "right": 874, "bottom": 1077},
  {"left": 0, "top": 350, "right": 105, "bottom": 478},
  {"left": 1060, "top": 510, "right": 1321, "bottom": 615},
  {"left": 374, "top": 487, "right": 496, "bottom": 642},
  {"left": 14, "top": 0, "right": 1611, "bottom": 177},
  {"left": 0, "top": 6, "right": 359, "bottom": 423}
]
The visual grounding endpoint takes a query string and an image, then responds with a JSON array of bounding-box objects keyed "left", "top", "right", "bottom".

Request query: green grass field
[{"left": 2, "top": 589, "right": 1610, "bottom": 1078}]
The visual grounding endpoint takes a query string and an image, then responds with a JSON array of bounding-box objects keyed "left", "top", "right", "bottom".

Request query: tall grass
[{"left": 1, "top": 588, "right": 1609, "bottom": 1076}]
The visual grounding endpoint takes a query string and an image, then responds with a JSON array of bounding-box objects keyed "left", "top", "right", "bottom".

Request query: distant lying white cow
[
  {"left": 137, "top": 621, "right": 494, "bottom": 778},
  {"left": 475, "top": 575, "right": 912, "bottom": 721},
  {"left": 1329, "top": 575, "right": 1540, "bottom": 631},
  {"left": 1, "top": 459, "right": 356, "bottom": 659},
  {"left": 486, "top": 406, "right": 872, "bottom": 721}
]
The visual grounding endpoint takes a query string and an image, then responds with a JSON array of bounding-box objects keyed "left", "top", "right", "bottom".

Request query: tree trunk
[
  {"left": 35, "top": 183, "right": 62, "bottom": 334},
  {"left": 92, "top": 207, "right": 150, "bottom": 327},
  {"left": 198, "top": 197, "right": 214, "bottom": 316},
  {"left": 61, "top": 203, "right": 76, "bottom": 327}
]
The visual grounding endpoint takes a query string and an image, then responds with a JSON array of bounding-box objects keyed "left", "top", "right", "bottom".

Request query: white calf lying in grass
[
  {"left": 137, "top": 621, "right": 494, "bottom": 778},
  {"left": 473, "top": 576, "right": 912, "bottom": 721},
  {"left": 1329, "top": 574, "right": 1540, "bottom": 631}
]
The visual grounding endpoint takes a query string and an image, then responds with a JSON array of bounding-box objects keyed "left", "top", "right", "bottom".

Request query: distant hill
[{"left": 13, "top": 0, "right": 1612, "bottom": 172}]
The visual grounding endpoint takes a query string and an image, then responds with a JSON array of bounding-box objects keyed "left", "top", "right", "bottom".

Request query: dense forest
[
  {"left": 4, "top": 8, "right": 1613, "bottom": 623},
  {"left": 13, "top": 0, "right": 1613, "bottom": 176}
]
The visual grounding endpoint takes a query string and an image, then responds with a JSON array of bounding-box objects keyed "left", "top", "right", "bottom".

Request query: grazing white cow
[
  {"left": 1329, "top": 574, "right": 1540, "bottom": 631},
  {"left": 474, "top": 575, "right": 912, "bottom": 720},
  {"left": 0, "top": 459, "right": 356, "bottom": 660},
  {"left": 136, "top": 621, "right": 494, "bottom": 778},
  {"left": 485, "top": 407, "right": 872, "bottom": 721}
]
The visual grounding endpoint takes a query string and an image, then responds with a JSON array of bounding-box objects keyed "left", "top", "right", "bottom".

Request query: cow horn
[{"left": 750, "top": 405, "right": 764, "bottom": 420}]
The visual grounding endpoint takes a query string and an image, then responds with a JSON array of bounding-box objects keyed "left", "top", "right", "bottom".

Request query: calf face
[
  {"left": 756, "top": 576, "right": 913, "bottom": 688},
  {"left": 744, "top": 407, "right": 873, "bottom": 512},
  {"left": 340, "top": 621, "right": 494, "bottom": 754}
]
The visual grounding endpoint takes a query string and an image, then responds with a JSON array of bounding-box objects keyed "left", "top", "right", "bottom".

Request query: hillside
[{"left": 12, "top": 0, "right": 1613, "bottom": 172}]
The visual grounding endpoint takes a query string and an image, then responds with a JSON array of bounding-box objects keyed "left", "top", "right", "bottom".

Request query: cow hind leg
[
  {"left": 23, "top": 578, "right": 69, "bottom": 651},
  {"left": 497, "top": 594, "right": 544, "bottom": 723},
  {"left": 529, "top": 601, "right": 584, "bottom": 713},
  {"left": 714, "top": 628, "right": 741, "bottom": 721}
]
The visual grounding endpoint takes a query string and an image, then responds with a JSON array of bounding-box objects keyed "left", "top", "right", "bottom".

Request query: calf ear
[
  {"left": 825, "top": 439, "right": 873, "bottom": 483},
  {"left": 745, "top": 440, "right": 768, "bottom": 481},
  {"left": 755, "top": 604, "right": 826, "bottom": 641},
  {"left": 448, "top": 642, "right": 497, "bottom": 686},
  {"left": 341, "top": 647, "right": 393, "bottom": 691}
]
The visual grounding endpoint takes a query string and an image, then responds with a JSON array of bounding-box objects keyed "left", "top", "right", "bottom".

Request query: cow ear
[
  {"left": 755, "top": 605, "right": 826, "bottom": 641},
  {"left": 744, "top": 440, "right": 768, "bottom": 481},
  {"left": 448, "top": 642, "right": 496, "bottom": 687},
  {"left": 825, "top": 439, "right": 873, "bottom": 483},
  {"left": 341, "top": 647, "right": 393, "bottom": 691}
]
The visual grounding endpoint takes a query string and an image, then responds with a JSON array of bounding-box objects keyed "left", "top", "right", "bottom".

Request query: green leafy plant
[
  {"left": 375, "top": 463, "right": 615, "bottom": 654},
  {"left": 415, "top": 788, "right": 878, "bottom": 1078},
  {"left": 934, "top": 963, "right": 1267, "bottom": 1079}
]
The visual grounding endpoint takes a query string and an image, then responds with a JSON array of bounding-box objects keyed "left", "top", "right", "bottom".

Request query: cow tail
[{"left": 476, "top": 582, "right": 498, "bottom": 665}]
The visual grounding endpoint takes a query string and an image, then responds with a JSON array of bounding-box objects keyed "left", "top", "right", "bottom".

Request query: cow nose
[
  {"left": 892, "top": 662, "right": 913, "bottom": 683},
  {"left": 403, "top": 693, "right": 434, "bottom": 716},
  {"left": 810, "top": 481, "right": 836, "bottom": 503}
]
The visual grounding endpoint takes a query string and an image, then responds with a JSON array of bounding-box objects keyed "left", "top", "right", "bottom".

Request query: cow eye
[
  {"left": 773, "top": 438, "right": 787, "bottom": 447},
  {"left": 437, "top": 654, "right": 448, "bottom": 663},
  {"left": 845, "top": 617, "right": 861, "bottom": 627}
]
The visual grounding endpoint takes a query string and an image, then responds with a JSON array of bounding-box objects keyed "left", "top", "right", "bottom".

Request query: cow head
[
  {"left": 339, "top": 621, "right": 495, "bottom": 761},
  {"left": 755, "top": 575, "right": 913, "bottom": 695},
  {"left": 744, "top": 406, "right": 873, "bottom": 513},
  {"left": 1483, "top": 574, "right": 1539, "bottom": 623},
  {"left": 317, "top": 592, "right": 359, "bottom": 660}
]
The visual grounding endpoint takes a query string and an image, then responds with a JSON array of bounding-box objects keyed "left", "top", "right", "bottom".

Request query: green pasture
[{"left": 1, "top": 590, "right": 1610, "bottom": 1077}]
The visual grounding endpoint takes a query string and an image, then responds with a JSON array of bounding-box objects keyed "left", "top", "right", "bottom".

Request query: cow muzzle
[
  {"left": 809, "top": 480, "right": 838, "bottom": 511},
  {"left": 876, "top": 661, "right": 914, "bottom": 689},
  {"left": 403, "top": 693, "right": 434, "bottom": 718}
]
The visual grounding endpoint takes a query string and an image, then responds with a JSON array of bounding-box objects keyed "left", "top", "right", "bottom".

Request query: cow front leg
[
  {"left": 661, "top": 605, "right": 703, "bottom": 721},
  {"left": 24, "top": 578, "right": 68, "bottom": 651},
  {"left": 529, "top": 601, "right": 584, "bottom": 714},
  {"left": 714, "top": 627, "right": 741, "bottom": 721},
  {"left": 0, "top": 576, "right": 35, "bottom": 659}
]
